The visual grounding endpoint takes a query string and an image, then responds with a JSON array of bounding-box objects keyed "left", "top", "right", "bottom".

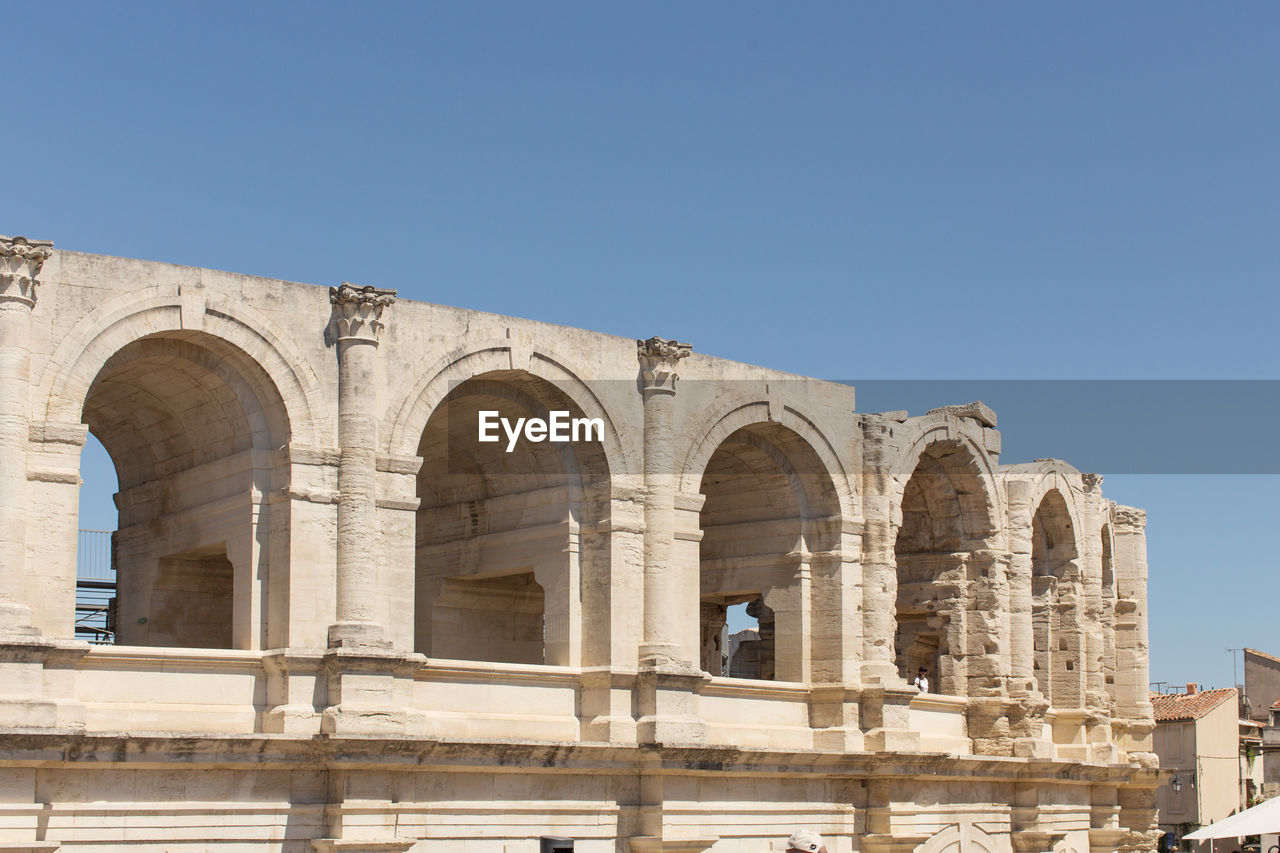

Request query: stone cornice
[
  {"left": 0, "top": 731, "right": 1162, "bottom": 785},
  {"left": 0, "top": 234, "right": 54, "bottom": 307},
  {"left": 637, "top": 336, "right": 691, "bottom": 394},
  {"left": 329, "top": 282, "right": 396, "bottom": 344}
]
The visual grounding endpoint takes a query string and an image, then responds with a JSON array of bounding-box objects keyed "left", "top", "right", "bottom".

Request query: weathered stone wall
[{"left": 0, "top": 238, "right": 1159, "bottom": 852}]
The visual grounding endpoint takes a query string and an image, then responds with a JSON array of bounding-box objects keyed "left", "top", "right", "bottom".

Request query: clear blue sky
[{"left": 9, "top": 2, "right": 1277, "bottom": 688}]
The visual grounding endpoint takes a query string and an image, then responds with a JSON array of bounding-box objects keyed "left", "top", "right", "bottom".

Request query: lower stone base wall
[{"left": 0, "top": 735, "right": 1159, "bottom": 853}]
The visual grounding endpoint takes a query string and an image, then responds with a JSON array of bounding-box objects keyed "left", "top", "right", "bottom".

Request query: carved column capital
[
  {"left": 330, "top": 282, "right": 396, "bottom": 344},
  {"left": 0, "top": 235, "right": 54, "bottom": 307},
  {"left": 637, "top": 336, "right": 691, "bottom": 394},
  {"left": 1082, "top": 472, "right": 1103, "bottom": 492}
]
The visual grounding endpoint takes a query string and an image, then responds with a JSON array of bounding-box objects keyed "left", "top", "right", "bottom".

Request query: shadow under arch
[
  {"left": 413, "top": 369, "right": 612, "bottom": 668},
  {"left": 384, "top": 340, "right": 633, "bottom": 478},
  {"left": 677, "top": 394, "right": 855, "bottom": 513},
  {"left": 79, "top": 328, "right": 295, "bottom": 650},
  {"left": 696, "top": 419, "right": 842, "bottom": 683}
]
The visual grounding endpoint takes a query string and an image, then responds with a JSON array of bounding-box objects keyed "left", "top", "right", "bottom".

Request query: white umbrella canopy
[{"left": 1184, "top": 797, "right": 1280, "bottom": 840}]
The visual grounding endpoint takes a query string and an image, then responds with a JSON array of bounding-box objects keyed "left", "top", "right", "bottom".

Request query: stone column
[
  {"left": 857, "top": 414, "right": 901, "bottom": 684},
  {"left": 1081, "top": 475, "right": 1109, "bottom": 712},
  {"left": 1112, "top": 506, "right": 1150, "bottom": 714},
  {"left": 634, "top": 336, "right": 708, "bottom": 745},
  {"left": 1005, "top": 479, "right": 1036, "bottom": 695},
  {"left": 0, "top": 237, "right": 88, "bottom": 732},
  {"left": 636, "top": 336, "right": 692, "bottom": 667},
  {"left": 1002, "top": 477, "right": 1052, "bottom": 757},
  {"left": 317, "top": 283, "right": 426, "bottom": 737},
  {"left": 855, "top": 415, "right": 918, "bottom": 751},
  {"left": 1112, "top": 505, "right": 1155, "bottom": 764},
  {"left": 328, "top": 283, "right": 396, "bottom": 648},
  {"left": 0, "top": 236, "right": 52, "bottom": 635}
]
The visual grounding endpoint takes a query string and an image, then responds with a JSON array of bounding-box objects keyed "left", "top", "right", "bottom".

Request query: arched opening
[
  {"left": 1031, "top": 489, "right": 1082, "bottom": 706},
  {"left": 79, "top": 331, "right": 290, "bottom": 650},
  {"left": 698, "top": 422, "right": 840, "bottom": 682},
  {"left": 893, "top": 440, "right": 996, "bottom": 695},
  {"left": 75, "top": 433, "right": 118, "bottom": 643},
  {"left": 414, "top": 371, "right": 611, "bottom": 667}
]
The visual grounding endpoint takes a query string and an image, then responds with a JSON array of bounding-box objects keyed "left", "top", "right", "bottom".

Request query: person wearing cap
[{"left": 786, "top": 829, "right": 828, "bottom": 853}]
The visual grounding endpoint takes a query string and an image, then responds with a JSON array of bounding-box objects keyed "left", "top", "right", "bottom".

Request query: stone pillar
[
  {"left": 634, "top": 336, "right": 707, "bottom": 745},
  {"left": 1004, "top": 478, "right": 1052, "bottom": 757},
  {"left": 763, "top": 558, "right": 806, "bottom": 683},
  {"left": 1081, "top": 475, "right": 1109, "bottom": 713},
  {"left": 1005, "top": 479, "right": 1036, "bottom": 695},
  {"left": 1112, "top": 505, "right": 1155, "bottom": 763},
  {"left": 1116, "top": 779, "right": 1161, "bottom": 853},
  {"left": 699, "top": 602, "right": 726, "bottom": 675},
  {"left": 0, "top": 236, "right": 52, "bottom": 635},
  {"left": 328, "top": 283, "right": 396, "bottom": 648},
  {"left": 808, "top": 520, "right": 866, "bottom": 752},
  {"left": 636, "top": 336, "right": 691, "bottom": 667},
  {"left": 25, "top": 421, "right": 89, "bottom": 638},
  {"left": 316, "top": 285, "right": 425, "bottom": 736},
  {"left": 855, "top": 415, "right": 919, "bottom": 751},
  {"left": 0, "top": 236, "right": 90, "bottom": 731},
  {"left": 857, "top": 415, "right": 901, "bottom": 684}
]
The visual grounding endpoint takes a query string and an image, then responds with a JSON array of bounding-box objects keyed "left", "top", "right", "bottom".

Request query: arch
[
  {"left": 413, "top": 369, "right": 613, "bottom": 668},
  {"left": 1030, "top": 485, "right": 1085, "bottom": 707},
  {"left": 384, "top": 339, "right": 633, "bottom": 477},
  {"left": 1032, "top": 488, "right": 1079, "bottom": 578},
  {"left": 889, "top": 422, "right": 1002, "bottom": 543},
  {"left": 677, "top": 391, "right": 855, "bottom": 519},
  {"left": 72, "top": 324, "right": 298, "bottom": 651},
  {"left": 1100, "top": 520, "right": 1118, "bottom": 705},
  {"left": 35, "top": 289, "right": 324, "bottom": 447},
  {"left": 916, "top": 822, "right": 999, "bottom": 853},
  {"left": 85, "top": 334, "right": 283, "bottom": 489},
  {"left": 889, "top": 424, "right": 1003, "bottom": 696},
  {"left": 1022, "top": 467, "right": 1086, "bottom": 560},
  {"left": 696, "top": 419, "right": 843, "bottom": 682}
]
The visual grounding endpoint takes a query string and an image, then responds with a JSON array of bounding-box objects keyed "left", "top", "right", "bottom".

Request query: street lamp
[{"left": 1171, "top": 775, "right": 1183, "bottom": 794}]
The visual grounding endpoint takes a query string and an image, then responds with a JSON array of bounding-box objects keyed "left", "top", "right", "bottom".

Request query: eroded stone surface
[{"left": 0, "top": 242, "right": 1157, "bottom": 851}]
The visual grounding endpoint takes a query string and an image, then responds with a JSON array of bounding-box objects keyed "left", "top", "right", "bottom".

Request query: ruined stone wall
[{"left": 0, "top": 238, "right": 1159, "bottom": 852}]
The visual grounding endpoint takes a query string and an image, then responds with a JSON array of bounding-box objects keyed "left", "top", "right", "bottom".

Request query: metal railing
[{"left": 76, "top": 529, "right": 116, "bottom": 644}]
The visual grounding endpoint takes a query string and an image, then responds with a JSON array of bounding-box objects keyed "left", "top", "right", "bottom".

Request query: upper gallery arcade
[{"left": 0, "top": 235, "right": 1155, "bottom": 767}]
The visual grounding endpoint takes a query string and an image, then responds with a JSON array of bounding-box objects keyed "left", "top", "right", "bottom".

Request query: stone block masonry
[{"left": 0, "top": 235, "right": 1158, "bottom": 852}]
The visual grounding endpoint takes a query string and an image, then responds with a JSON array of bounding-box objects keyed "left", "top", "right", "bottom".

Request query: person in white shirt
[{"left": 913, "top": 667, "right": 930, "bottom": 693}]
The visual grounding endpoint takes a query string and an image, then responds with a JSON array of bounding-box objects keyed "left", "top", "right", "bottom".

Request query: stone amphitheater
[{"left": 0, "top": 235, "right": 1158, "bottom": 852}]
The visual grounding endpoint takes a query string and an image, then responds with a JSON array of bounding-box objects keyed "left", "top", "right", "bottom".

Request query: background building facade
[{"left": 1151, "top": 687, "right": 1241, "bottom": 842}]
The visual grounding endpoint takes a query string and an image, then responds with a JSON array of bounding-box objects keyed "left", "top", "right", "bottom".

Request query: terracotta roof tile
[{"left": 1151, "top": 688, "right": 1236, "bottom": 722}]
